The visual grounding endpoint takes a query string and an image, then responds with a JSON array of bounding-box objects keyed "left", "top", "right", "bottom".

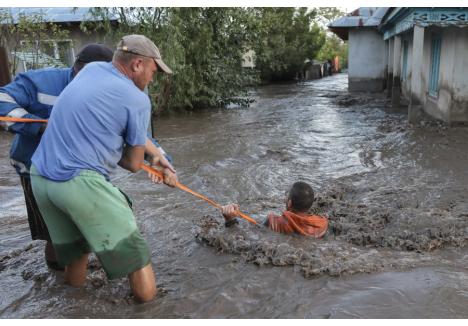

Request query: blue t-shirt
[{"left": 32, "top": 62, "right": 150, "bottom": 181}]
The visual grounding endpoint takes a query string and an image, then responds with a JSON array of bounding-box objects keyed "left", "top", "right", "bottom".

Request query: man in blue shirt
[
  {"left": 31, "top": 35, "right": 176, "bottom": 303},
  {"left": 0, "top": 43, "right": 114, "bottom": 269}
]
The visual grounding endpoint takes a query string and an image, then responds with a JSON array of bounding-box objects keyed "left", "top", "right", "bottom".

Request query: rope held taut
[
  {"left": 140, "top": 164, "right": 257, "bottom": 225},
  {"left": 0, "top": 116, "right": 257, "bottom": 224},
  {"left": 0, "top": 117, "right": 48, "bottom": 123}
]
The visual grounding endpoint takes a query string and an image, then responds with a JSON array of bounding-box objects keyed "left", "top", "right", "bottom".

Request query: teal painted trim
[
  {"left": 414, "top": 9, "right": 468, "bottom": 26},
  {"left": 383, "top": 8, "right": 468, "bottom": 40},
  {"left": 428, "top": 34, "right": 442, "bottom": 98},
  {"left": 402, "top": 40, "right": 409, "bottom": 81},
  {"left": 383, "top": 9, "right": 415, "bottom": 40},
  {"left": 382, "top": 8, "right": 412, "bottom": 27}
]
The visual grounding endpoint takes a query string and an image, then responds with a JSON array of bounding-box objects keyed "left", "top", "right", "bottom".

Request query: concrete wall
[
  {"left": 408, "top": 26, "right": 443, "bottom": 120},
  {"left": 400, "top": 33, "right": 413, "bottom": 100},
  {"left": 421, "top": 26, "right": 455, "bottom": 122},
  {"left": 348, "top": 29, "right": 386, "bottom": 92},
  {"left": 407, "top": 26, "right": 468, "bottom": 123},
  {"left": 446, "top": 27, "right": 468, "bottom": 122}
]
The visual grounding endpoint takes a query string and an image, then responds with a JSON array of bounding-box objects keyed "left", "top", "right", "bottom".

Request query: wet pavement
[{"left": 0, "top": 73, "right": 467, "bottom": 318}]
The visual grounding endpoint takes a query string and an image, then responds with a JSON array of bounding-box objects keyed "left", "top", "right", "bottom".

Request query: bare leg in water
[
  {"left": 64, "top": 253, "right": 89, "bottom": 287},
  {"left": 129, "top": 264, "right": 157, "bottom": 303},
  {"left": 64, "top": 255, "right": 156, "bottom": 303}
]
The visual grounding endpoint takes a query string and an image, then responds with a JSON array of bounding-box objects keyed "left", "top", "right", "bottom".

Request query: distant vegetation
[
  {"left": 83, "top": 8, "right": 347, "bottom": 112},
  {"left": 2, "top": 7, "right": 348, "bottom": 112},
  {"left": 0, "top": 9, "right": 69, "bottom": 75}
]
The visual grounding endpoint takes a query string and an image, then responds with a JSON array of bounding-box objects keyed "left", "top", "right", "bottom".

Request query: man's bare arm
[
  {"left": 118, "top": 145, "right": 145, "bottom": 172},
  {"left": 144, "top": 138, "right": 178, "bottom": 186}
]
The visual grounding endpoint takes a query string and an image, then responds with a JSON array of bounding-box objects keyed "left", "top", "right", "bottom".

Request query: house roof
[
  {"left": 2, "top": 7, "right": 118, "bottom": 24},
  {"left": 328, "top": 7, "right": 389, "bottom": 40}
]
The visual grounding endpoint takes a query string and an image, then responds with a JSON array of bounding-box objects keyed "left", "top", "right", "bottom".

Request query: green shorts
[{"left": 30, "top": 165, "right": 151, "bottom": 279}]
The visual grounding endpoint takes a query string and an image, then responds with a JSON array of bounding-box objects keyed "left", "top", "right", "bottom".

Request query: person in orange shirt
[{"left": 221, "top": 181, "right": 328, "bottom": 237}]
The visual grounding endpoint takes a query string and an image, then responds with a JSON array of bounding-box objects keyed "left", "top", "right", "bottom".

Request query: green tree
[
  {"left": 316, "top": 33, "right": 348, "bottom": 68},
  {"left": 162, "top": 8, "right": 257, "bottom": 110},
  {"left": 315, "top": 8, "right": 348, "bottom": 69},
  {"left": 316, "top": 7, "right": 346, "bottom": 26},
  {"left": 0, "top": 8, "right": 69, "bottom": 76},
  {"left": 250, "top": 8, "right": 326, "bottom": 82},
  {"left": 82, "top": 7, "right": 341, "bottom": 110},
  {"left": 85, "top": 7, "right": 257, "bottom": 112}
]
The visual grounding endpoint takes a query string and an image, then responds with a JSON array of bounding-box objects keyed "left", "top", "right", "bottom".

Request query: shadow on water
[{"left": 0, "top": 74, "right": 467, "bottom": 317}]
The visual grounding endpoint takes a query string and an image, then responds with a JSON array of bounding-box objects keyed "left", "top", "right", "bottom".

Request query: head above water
[
  {"left": 112, "top": 34, "right": 172, "bottom": 91},
  {"left": 286, "top": 181, "right": 315, "bottom": 213},
  {"left": 73, "top": 43, "right": 114, "bottom": 74}
]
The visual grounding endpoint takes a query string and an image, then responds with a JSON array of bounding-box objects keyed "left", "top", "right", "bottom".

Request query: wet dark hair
[{"left": 288, "top": 181, "right": 314, "bottom": 212}]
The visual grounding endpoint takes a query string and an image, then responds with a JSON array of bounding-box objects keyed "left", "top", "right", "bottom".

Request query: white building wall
[
  {"left": 417, "top": 28, "right": 433, "bottom": 110},
  {"left": 448, "top": 27, "right": 468, "bottom": 121},
  {"left": 400, "top": 33, "right": 413, "bottom": 99},
  {"left": 433, "top": 27, "right": 456, "bottom": 121},
  {"left": 348, "top": 29, "right": 386, "bottom": 92},
  {"left": 423, "top": 27, "right": 456, "bottom": 121},
  {"left": 409, "top": 26, "right": 468, "bottom": 122}
]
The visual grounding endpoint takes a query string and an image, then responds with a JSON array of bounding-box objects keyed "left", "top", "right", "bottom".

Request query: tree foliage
[
  {"left": 316, "top": 34, "right": 348, "bottom": 68},
  {"left": 0, "top": 8, "right": 69, "bottom": 76},
  {"left": 85, "top": 7, "right": 337, "bottom": 111},
  {"left": 3, "top": 7, "right": 344, "bottom": 111},
  {"left": 315, "top": 7, "right": 346, "bottom": 26},
  {"left": 86, "top": 7, "right": 257, "bottom": 112},
  {"left": 315, "top": 8, "right": 348, "bottom": 69},
  {"left": 249, "top": 8, "right": 326, "bottom": 82}
]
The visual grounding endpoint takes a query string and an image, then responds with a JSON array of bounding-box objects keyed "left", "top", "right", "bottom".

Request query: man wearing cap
[
  {"left": 0, "top": 43, "right": 114, "bottom": 270},
  {"left": 30, "top": 35, "right": 176, "bottom": 303}
]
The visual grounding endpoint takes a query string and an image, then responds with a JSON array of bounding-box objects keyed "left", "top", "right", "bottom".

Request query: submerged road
[{"left": 1, "top": 73, "right": 467, "bottom": 318}]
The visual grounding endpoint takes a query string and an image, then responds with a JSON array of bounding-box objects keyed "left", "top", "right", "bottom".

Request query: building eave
[
  {"left": 329, "top": 7, "right": 390, "bottom": 40},
  {"left": 380, "top": 8, "right": 468, "bottom": 40}
]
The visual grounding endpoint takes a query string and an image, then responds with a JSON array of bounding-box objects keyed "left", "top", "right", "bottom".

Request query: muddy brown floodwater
[{"left": 1, "top": 74, "right": 467, "bottom": 318}]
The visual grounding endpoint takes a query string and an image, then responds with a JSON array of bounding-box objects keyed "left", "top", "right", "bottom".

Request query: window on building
[
  {"left": 401, "top": 40, "right": 408, "bottom": 81},
  {"left": 12, "top": 51, "right": 65, "bottom": 72},
  {"left": 429, "top": 35, "right": 442, "bottom": 98},
  {"left": 18, "top": 39, "right": 74, "bottom": 71}
]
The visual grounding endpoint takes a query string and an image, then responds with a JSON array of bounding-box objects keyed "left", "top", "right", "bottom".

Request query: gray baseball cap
[{"left": 116, "top": 34, "right": 173, "bottom": 74}]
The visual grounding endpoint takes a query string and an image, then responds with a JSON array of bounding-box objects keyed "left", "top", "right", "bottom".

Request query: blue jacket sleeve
[{"left": 0, "top": 74, "right": 44, "bottom": 137}]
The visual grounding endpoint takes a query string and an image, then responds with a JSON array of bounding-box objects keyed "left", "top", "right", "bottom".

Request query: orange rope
[
  {"left": 140, "top": 164, "right": 257, "bottom": 225},
  {"left": 0, "top": 116, "right": 256, "bottom": 224},
  {"left": 0, "top": 117, "right": 48, "bottom": 123}
]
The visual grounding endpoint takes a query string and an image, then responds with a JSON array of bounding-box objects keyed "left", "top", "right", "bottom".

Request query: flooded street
[{"left": 1, "top": 73, "right": 467, "bottom": 318}]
